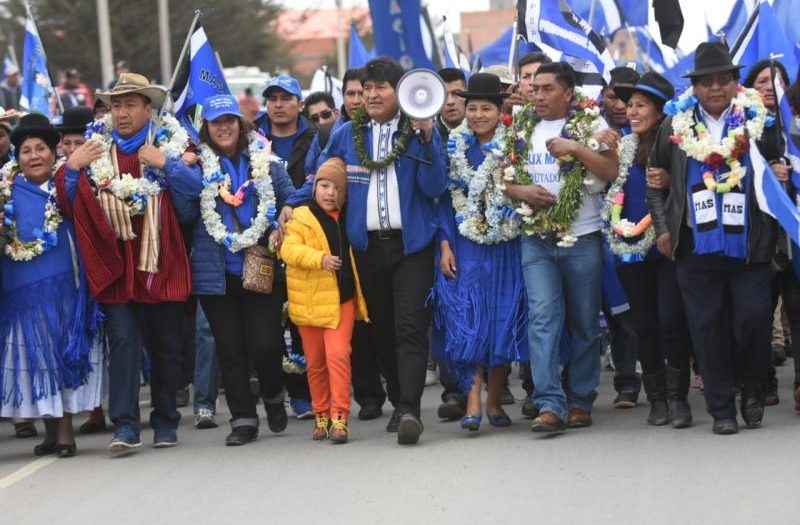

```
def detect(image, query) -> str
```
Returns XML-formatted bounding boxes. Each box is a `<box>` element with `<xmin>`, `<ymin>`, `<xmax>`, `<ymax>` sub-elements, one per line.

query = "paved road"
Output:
<box><xmin>1</xmin><ymin>363</ymin><xmax>799</xmax><ymax>524</ymax></box>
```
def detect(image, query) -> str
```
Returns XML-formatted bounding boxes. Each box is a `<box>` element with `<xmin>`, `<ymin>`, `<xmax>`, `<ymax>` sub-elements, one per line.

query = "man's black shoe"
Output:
<box><xmin>386</xmin><ymin>407</ymin><xmax>401</xmax><ymax>432</ymax></box>
<box><xmin>521</xmin><ymin>398</ymin><xmax>539</xmax><ymax>419</ymax></box>
<box><xmin>225</xmin><ymin>426</ymin><xmax>258</xmax><ymax>446</ymax></box>
<box><xmin>437</xmin><ymin>397</ymin><xmax>466</xmax><ymax>420</ymax></box>
<box><xmin>265</xmin><ymin>401</ymin><xmax>288</xmax><ymax>433</ymax></box>
<box><xmin>740</xmin><ymin>392</ymin><xmax>764</xmax><ymax>429</ymax></box>
<box><xmin>397</xmin><ymin>414</ymin><xmax>423</xmax><ymax>445</ymax></box>
<box><xmin>358</xmin><ymin>403</ymin><xmax>383</xmax><ymax>421</ymax></box>
<box><xmin>712</xmin><ymin>418</ymin><xmax>738</xmax><ymax>435</ymax></box>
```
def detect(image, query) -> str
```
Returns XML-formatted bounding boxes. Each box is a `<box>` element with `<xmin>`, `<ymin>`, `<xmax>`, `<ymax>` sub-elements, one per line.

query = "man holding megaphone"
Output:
<box><xmin>280</xmin><ymin>57</ymin><xmax>447</xmax><ymax>446</ymax></box>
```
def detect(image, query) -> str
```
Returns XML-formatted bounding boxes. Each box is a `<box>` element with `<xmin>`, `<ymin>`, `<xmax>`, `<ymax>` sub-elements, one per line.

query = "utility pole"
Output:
<box><xmin>158</xmin><ymin>0</ymin><xmax>172</xmax><ymax>84</ymax></box>
<box><xmin>335</xmin><ymin>0</ymin><xmax>346</xmax><ymax>78</ymax></box>
<box><xmin>96</xmin><ymin>0</ymin><xmax>114</xmax><ymax>87</ymax></box>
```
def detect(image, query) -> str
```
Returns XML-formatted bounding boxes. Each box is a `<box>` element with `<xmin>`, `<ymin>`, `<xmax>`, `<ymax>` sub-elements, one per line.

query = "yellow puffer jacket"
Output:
<box><xmin>280</xmin><ymin>206</ymin><xmax>369</xmax><ymax>328</ymax></box>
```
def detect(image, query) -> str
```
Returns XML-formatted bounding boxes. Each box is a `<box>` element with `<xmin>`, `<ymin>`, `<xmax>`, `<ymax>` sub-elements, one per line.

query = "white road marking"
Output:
<box><xmin>0</xmin><ymin>457</ymin><xmax>58</xmax><ymax>490</ymax></box>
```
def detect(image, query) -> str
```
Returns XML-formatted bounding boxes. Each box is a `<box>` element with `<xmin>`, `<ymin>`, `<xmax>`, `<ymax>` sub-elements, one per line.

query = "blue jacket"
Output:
<box><xmin>287</xmin><ymin>117</ymin><xmax>447</xmax><ymax>255</ymax></box>
<box><xmin>170</xmin><ymin>157</ymin><xmax>296</xmax><ymax>296</ymax></box>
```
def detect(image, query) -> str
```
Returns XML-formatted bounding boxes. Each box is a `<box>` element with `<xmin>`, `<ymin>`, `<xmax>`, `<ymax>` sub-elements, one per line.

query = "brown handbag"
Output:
<box><xmin>231</xmin><ymin>208</ymin><xmax>275</xmax><ymax>294</ymax></box>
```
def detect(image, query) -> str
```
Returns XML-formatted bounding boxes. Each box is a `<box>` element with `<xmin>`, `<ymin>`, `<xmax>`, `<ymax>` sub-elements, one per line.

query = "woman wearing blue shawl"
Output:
<box><xmin>0</xmin><ymin>114</ymin><xmax>103</xmax><ymax>458</ymax></box>
<box><xmin>431</xmin><ymin>73</ymin><xmax>528</xmax><ymax>433</ymax></box>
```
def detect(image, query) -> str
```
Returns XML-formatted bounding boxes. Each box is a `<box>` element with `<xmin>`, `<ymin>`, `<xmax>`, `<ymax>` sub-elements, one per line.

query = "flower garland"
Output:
<box><xmin>351</xmin><ymin>106</ymin><xmax>412</xmax><ymax>170</ymax></box>
<box><xmin>501</xmin><ymin>89</ymin><xmax>603</xmax><ymax>246</ymax></box>
<box><xmin>602</xmin><ymin>134</ymin><xmax>656</xmax><ymax>257</ymax></box>
<box><xmin>666</xmin><ymin>86</ymin><xmax>767</xmax><ymax>194</ymax></box>
<box><xmin>198</xmin><ymin>132</ymin><xmax>277</xmax><ymax>253</ymax></box>
<box><xmin>447</xmin><ymin>121</ymin><xmax>521</xmax><ymax>244</ymax></box>
<box><xmin>84</xmin><ymin>113</ymin><xmax>189</xmax><ymax>216</ymax></box>
<box><xmin>282</xmin><ymin>352</ymin><xmax>307</xmax><ymax>374</ymax></box>
<box><xmin>0</xmin><ymin>160</ymin><xmax>62</xmax><ymax>261</ymax></box>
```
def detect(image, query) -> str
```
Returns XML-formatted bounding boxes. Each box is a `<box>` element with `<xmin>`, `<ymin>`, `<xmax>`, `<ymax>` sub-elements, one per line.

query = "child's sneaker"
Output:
<box><xmin>329</xmin><ymin>413</ymin><xmax>349</xmax><ymax>444</ymax></box>
<box><xmin>313</xmin><ymin>413</ymin><xmax>330</xmax><ymax>441</ymax></box>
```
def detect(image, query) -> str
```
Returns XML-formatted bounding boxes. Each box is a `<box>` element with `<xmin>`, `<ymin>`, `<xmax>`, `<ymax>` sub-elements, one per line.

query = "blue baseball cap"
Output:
<box><xmin>202</xmin><ymin>94</ymin><xmax>243</xmax><ymax>122</ymax></box>
<box><xmin>262</xmin><ymin>75</ymin><xmax>303</xmax><ymax>100</ymax></box>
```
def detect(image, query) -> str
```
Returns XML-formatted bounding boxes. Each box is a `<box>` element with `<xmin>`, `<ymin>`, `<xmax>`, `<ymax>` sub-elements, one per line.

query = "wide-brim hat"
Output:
<box><xmin>10</xmin><ymin>112</ymin><xmax>60</xmax><ymax>151</ymax></box>
<box><xmin>684</xmin><ymin>42</ymin><xmax>744</xmax><ymax>79</ymax></box>
<box><xmin>614</xmin><ymin>71</ymin><xmax>675</xmax><ymax>105</ymax></box>
<box><xmin>95</xmin><ymin>72</ymin><xmax>167</xmax><ymax>107</ymax></box>
<box><xmin>456</xmin><ymin>72</ymin><xmax>511</xmax><ymax>102</ymax></box>
<box><xmin>480</xmin><ymin>65</ymin><xmax>514</xmax><ymax>86</ymax></box>
<box><xmin>55</xmin><ymin>106</ymin><xmax>94</xmax><ymax>134</ymax></box>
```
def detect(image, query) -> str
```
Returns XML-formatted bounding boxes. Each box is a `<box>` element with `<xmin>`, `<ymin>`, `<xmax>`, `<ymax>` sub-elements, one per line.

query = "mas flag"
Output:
<box><xmin>368</xmin><ymin>0</ymin><xmax>435</xmax><ymax>70</ymax></box>
<box><xmin>20</xmin><ymin>11</ymin><xmax>53</xmax><ymax>116</ymax></box>
<box><xmin>517</xmin><ymin>0</ymin><xmax>616</xmax><ymax>84</ymax></box>
<box><xmin>349</xmin><ymin>24</ymin><xmax>376</xmax><ymax>69</ymax></box>
<box><xmin>172</xmin><ymin>23</ymin><xmax>231</xmax><ymax>138</ymax></box>
<box><xmin>442</xmin><ymin>17</ymin><xmax>470</xmax><ymax>76</ymax></box>
<box><xmin>732</xmin><ymin>1</ymin><xmax>798</xmax><ymax>84</ymax></box>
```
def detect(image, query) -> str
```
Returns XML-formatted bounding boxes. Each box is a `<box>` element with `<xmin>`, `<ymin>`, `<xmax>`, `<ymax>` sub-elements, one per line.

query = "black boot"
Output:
<box><xmin>642</xmin><ymin>369</ymin><xmax>669</xmax><ymax>426</ymax></box>
<box><xmin>666</xmin><ymin>366</ymin><xmax>692</xmax><ymax>428</ymax></box>
<box><xmin>740</xmin><ymin>389</ymin><xmax>764</xmax><ymax>429</ymax></box>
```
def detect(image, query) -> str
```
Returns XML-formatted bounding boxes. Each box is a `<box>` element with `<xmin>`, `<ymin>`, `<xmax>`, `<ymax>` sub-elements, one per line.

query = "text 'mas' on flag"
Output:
<box><xmin>20</xmin><ymin>8</ymin><xmax>54</xmax><ymax>116</ymax></box>
<box><xmin>516</xmin><ymin>0</ymin><xmax>615</xmax><ymax>85</ymax></box>
<box><xmin>171</xmin><ymin>23</ymin><xmax>231</xmax><ymax>139</ymax></box>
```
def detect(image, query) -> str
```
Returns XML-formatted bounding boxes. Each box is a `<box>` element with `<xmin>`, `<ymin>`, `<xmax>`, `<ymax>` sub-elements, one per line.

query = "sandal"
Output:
<box><xmin>33</xmin><ymin>441</ymin><xmax>57</xmax><ymax>456</ymax></box>
<box><xmin>55</xmin><ymin>443</ymin><xmax>77</xmax><ymax>458</ymax></box>
<box><xmin>14</xmin><ymin>421</ymin><xmax>38</xmax><ymax>439</ymax></box>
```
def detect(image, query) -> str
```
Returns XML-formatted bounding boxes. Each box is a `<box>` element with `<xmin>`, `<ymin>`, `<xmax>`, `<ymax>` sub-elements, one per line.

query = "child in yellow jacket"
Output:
<box><xmin>280</xmin><ymin>158</ymin><xmax>368</xmax><ymax>443</ymax></box>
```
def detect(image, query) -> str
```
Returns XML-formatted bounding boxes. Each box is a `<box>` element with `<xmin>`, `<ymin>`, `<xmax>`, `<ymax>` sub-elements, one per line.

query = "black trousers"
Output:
<box><xmin>106</xmin><ymin>301</ymin><xmax>184</xmax><ymax>433</ymax></box>
<box><xmin>617</xmin><ymin>258</ymin><xmax>692</xmax><ymax>375</ymax></box>
<box><xmin>284</xmin><ymin>321</ymin><xmax>312</xmax><ymax>402</ymax></box>
<box><xmin>676</xmin><ymin>254</ymin><xmax>772</xmax><ymax>420</ymax></box>
<box><xmin>351</xmin><ymin>320</ymin><xmax>391</xmax><ymax>407</ymax></box>
<box><xmin>200</xmin><ymin>274</ymin><xmax>285</xmax><ymax>428</ymax></box>
<box><xmin>354</xmin><ymin>237</ymin><xmax>434</xmax><ymax>417</ymax></box>
<box><xmin>178</xmin><ymin>311</ymin><xmax>197</xmax><ymax>389</ymax></box>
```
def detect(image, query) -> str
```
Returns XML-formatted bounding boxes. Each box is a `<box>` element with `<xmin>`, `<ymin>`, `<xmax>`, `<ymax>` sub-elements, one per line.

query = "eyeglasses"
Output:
<box><xmin>696</xmin><ymin>74</ymin><xmax>736</xmax><ymax>88</ymax></box>
<box><xmin>309</xmin><ymin>109</ymin><xmax>334</xmax><ymax>123</ymax></box>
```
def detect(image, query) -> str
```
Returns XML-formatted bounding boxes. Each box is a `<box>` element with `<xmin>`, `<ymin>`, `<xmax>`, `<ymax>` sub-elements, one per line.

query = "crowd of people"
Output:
<box><xmin>2</xmin><ymin>37</ymin><xmax>800</xmax><ymax>458</ymax></box>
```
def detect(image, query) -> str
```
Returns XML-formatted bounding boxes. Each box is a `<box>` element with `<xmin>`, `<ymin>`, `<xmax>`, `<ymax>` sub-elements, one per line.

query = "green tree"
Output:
<box><xmin>0</xmin><ymin>0</ymin><xmax>289</xmax><ymax>90</ymax></box>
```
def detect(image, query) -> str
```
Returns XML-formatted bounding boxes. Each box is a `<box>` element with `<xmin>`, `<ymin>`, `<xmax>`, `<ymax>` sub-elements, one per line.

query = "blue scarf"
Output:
<box><xmin>112</xmin><ymin>121</ymin><xmax>151</xmax><ymax>154</ymax></box>
<box><xmin>686</xmin><ymin>156</ymin><xmax>750</xmax><ymax>259</ymax></box>
<box><xmin>219</xmin><ymin>154</ymin><xmax>254</xmax><ymax>276</ymax></box>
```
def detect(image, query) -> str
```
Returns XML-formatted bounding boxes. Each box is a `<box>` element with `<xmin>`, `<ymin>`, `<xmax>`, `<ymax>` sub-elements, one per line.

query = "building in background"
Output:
<box><xmin>460</xmin><ymin>8</ymin><xmax>515</xmax><ymax>55</ymax></box>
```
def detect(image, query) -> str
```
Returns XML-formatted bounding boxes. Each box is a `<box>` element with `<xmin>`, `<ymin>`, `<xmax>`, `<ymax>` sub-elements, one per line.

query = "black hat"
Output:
<box><xmin>684</xmin><ymin>42</ymin><xmax>744</xmax><ymax>79</ymax></box>
<box><xmin>10</xmin><ymin>113</ymin><xmax>60</xmax><ymax>152</ymax></box>
<box><xmin>55</xmin><ymin>106</ymin><xmax>94</xmax><ymax>135</ymax></box>
<box><xmin>455</xmin><ymin>73</ymin><xmax>511</xmax><ymax>103</ymax></box>
<box><xmin>609</xmin><ymin>66</ymin><xmax>641</xmax><ymax>89</ymax></box>
<box><xmin>614</xmin><ymin>71</ymin><xmax>675</xmax><ymax>105</ymax></box>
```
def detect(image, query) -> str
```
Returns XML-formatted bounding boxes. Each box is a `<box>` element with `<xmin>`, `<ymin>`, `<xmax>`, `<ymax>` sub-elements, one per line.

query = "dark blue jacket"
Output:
<box><xmin>171</xmin><ymin>157</ymin><xmax>296</xmax><ymax>295</ymax></box>
<box><xmin>287</xmin><ymin>116</ymin><xmax>447</xmax><ymax>255</ymax></box>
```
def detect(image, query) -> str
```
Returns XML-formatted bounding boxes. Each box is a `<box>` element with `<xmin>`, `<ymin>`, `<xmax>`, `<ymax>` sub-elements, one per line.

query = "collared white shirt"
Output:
<box><xmin>366</xmin><ymin>112</ymin><xmax>403</xmax><ymax>231</ymax></box>
<box><xmin>698</xmin><ymin>103</ymin><xmax>733</xmax><ymax>143</ymax></box>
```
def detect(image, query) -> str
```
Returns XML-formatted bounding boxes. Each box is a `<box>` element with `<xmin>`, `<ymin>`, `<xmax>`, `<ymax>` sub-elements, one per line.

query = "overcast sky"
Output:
<box><xmin>275</xmin><ymin>0</ymin><xmax>755</xmax><ymax>55</ymax></box>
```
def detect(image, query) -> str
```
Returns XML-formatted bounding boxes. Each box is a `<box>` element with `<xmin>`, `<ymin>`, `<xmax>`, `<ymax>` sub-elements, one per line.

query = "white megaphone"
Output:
<box><xmin>396</xmin><ymin>69</ymin><xmax>447</xmax><ymax>123</ymax></box>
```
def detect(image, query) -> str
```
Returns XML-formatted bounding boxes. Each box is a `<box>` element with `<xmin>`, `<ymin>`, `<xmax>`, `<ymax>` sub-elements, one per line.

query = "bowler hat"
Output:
<box><xmin>614</xmin><ymin>71</ymin><xmax>675</xmax><ymax>105</ymax></box>
<box><xmin>55</xmin><ymin>106</ymin><xmax>94</xmax><ymax>135</ymax></box>
<box><xmin>455</xmin><ymin>73</ymin><xmax>511</xmax><ymax>103</ymax></box>
<box><xmin>10</xmin><ymin>113</ymin><xmax>60</xmax><ymax>151</ymax></box>
<box><xmin>684</xmin><ymin>42</ymin><xmax>744</xmax><ymax>79</ymax></box>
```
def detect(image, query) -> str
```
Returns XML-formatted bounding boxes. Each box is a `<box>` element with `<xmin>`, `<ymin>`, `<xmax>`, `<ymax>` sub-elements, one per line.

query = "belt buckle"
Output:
<box><xmin>376</xmin><ymin>229</ymin><xmax>393</xmax><ymax>240</ymax></box>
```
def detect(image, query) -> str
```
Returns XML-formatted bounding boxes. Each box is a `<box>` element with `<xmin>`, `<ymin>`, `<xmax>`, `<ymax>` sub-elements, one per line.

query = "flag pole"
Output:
<box><xmin>508</xmin><ymin>12</ymin><xmax>520</xmax><ymax>82</ymax></box>
<box><xmin>24</xmin><ymin>2</ymin><xmax>63</xmax><ymax>115</ymax></box>
<box><xmin>730</xmin><ymin>2</ymin><xmax>759</xmax><ymax>59</ymax></box>
<box><xmin>768</xmin><ymin>52</ymin><xmax>793</xmax><ymax>257</ymax></box>
<box><xmin>153</xmin><ymin>9</ymin><xmax>202</xmax><ymax>137</ymax></box>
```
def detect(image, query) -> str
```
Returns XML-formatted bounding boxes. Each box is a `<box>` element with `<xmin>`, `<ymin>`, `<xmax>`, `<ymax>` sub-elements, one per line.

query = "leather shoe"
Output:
<box><xmin>265</xmin><ymin>401</ymin><xmax>288</xmax><ymax>433</ymax></box>
<box><xmin>712</xmin><ymin>418</ymin><xmax>738</xmax><ymax>435</ymax></box>
<box><xmin>386</xmin><ymin>407</ymin><xmax>401</xmax><ymax>432</ymax></box>
<box><xmin>567</xmin><ymin>408</ymin><xmax>592</xmax><ymax>428</ymax></box>
<box><xmin>225</xmin><ymin>426</ymin><xmax>258</xmax><ymax>446</ymax></box>
<box><xmin>740</xmin><ymin>392</ymin><xmax>764</xmax><ymax>429</ymax></box>
<box><xmin>397</xmin><ymin>414</ymin><xmax>423</xmax><ymax>445</ymax></box>
<box><xmin>437</xmin><ymin>396</ymin><xmax>466</xmax><ymax>420</ymax></box>
<box><xmin>530</xmin><ymin>411</ymin><xmax>566</xmax><ymax>433</ymax></box>
<box><xmin>358</xmin><ymin>403</ymin><xmax>383</xmax><ymax>421</ymax></box>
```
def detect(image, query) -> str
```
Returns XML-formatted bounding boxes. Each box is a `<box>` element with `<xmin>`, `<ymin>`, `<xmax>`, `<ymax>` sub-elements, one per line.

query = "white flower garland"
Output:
<box><xmin>198</xmin><ymin>132</ymin><xmax>277</xmax><ymax>253</ymax></box>
<box><xmin>449</xmin><ymin>121</ymin><xmax>520</xmax><ymax>244</ymax></box>
<box><xmin>85</xmin><ymin>113</ymin><xmax>189</xmax><ymax>216</ymax></box>
<box><xmin>602</xmin><ymin>134</ymin><xmax>656</xmax><ymax>257</ymax></box>
<box><xmin>670</xmin><ymin>86</ymin><xmax>767</xmax><ymax>190</ymax></box>
<box><xmin>0</xmin><ymin>160</ymin><xmax>63</xmax><ymax>261</ymax></box>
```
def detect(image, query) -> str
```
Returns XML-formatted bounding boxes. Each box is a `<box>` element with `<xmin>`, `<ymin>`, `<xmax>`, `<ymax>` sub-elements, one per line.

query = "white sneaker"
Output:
<box><xmin>194</xmin><ymin>408</ymin><xmax>218</xmax><ymax>429</ymax></box>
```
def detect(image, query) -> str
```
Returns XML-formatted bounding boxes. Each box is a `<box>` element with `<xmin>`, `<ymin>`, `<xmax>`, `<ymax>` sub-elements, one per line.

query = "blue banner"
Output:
<box><xmin>349</xmin><ymin>24</ymin><xmax>376</xmax><ymax>69</ymax></box>
<box><xmin>172</xmin><ymin>24</ymin><xmax>231</xmax><ymax>139</ymax></box>
<box><xmin>732</xmin><ymin>1</ymin><xmax>798</xmax><ymax>84</ymax></box>
<box><xmin>20</xmin><ymin>12</ymin><xmax>52</xmax><ymax>116</ymax></box>
<box><xmin>476</xmin><ymin>26</ymin><xmax>541</xmax><ymax>68</ymax></box>
<box><xmin>367</xmin><ymin>0</ymin><xmax>435</xmax><ymax>70</ymax></box>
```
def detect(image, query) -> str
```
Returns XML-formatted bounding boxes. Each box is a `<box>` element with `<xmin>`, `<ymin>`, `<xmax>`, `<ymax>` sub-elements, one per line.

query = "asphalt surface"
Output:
<box><xmin>1</xmin><ymin>363</ymin><xmax>799</xmax><ymax>525</ymax></box>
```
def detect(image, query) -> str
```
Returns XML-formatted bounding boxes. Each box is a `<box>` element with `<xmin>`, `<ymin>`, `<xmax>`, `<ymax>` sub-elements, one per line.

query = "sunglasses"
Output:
<box><xmin>309</xmin><ymin>109</ymin><xmax>333</xmax><ymax>123</ymax></box>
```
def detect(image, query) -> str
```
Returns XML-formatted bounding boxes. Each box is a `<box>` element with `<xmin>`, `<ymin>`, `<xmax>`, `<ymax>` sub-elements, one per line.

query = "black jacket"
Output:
<box><xmin>308</xmin><ymin>200</ymin><xmax>355</xmax><ymax>304</ymax></box>
<box><xmin>254</xmin><ymin>114</ymin><xmax>316</xmax><ymax>189</ymax></box>
<box><xmin>647</xmin><ymin>114</ymin><xmax>779</xmax><ymax>263</ymax></box>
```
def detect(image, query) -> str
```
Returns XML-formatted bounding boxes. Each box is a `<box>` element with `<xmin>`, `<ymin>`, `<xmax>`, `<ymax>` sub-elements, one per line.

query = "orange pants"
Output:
<box><xmin>296</xmin><ymin>300</ymin><xmax>355</xmax><ymax>420</ymax></box>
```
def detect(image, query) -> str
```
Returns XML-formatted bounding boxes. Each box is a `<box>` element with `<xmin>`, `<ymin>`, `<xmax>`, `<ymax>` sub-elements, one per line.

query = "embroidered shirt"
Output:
<box><xmin>366</xmin><ymin>112</ymin><xmax>403</xmax><ymax>231</ymax></box>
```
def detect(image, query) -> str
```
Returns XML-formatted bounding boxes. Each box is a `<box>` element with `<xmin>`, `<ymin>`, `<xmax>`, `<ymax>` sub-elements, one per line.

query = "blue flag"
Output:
<box><xmin>518</xmin><ymin>0</ymin><xmax>616</xmax><ymax>83</ymax></box>
<box><xmin>732</xmin><ymin>1</ymin><xmax>798</xmax><ymax>84</ymax></box>
<box><xmin>442</xmin><ymin>17</ymin><xmax>470</xmax><ymax>77</ymax></box>
<box><xmin>772</xmin><ymin>0</ymin><xmax>800</xmax><ymax>63</ymax></box>
<box><xmin>630</xmin><ymin>26</ymin><xmax>668</xmax><ymax>74</ymax></box>
<box><xmin>20</xmin><ymin>11</ymin><xmax>53</xmax><ymax>116</ymax></box>
<box><xmin>367</xmin><ymin>0</ymin><xmax>435</xmax><ymax>70</ymax></box>
<box><xmin>349</xmin><ymin>24</ymin><xmax>376</xmax><ymax>69</ymax></box>
<box><xmin>719</xmin><ymin>0</ymin><xmax>749</xmax><ymax>45</ymax></box>
<box><xmin>476</xmin><ymin>26</ymin><xmax>541</xmax><ymax>68</ymax></box>
<box><xmin>172</xmin><ymin>23</ymin><xmax>231</xmax><ymax>138</ymax></box>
